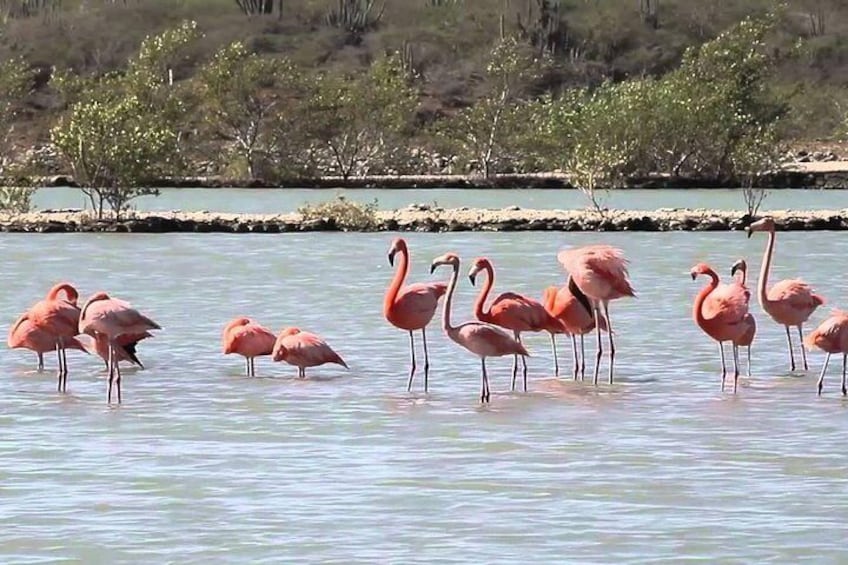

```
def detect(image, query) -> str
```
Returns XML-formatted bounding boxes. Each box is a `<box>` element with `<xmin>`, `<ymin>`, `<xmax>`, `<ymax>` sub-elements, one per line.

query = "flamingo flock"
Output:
<box><xmin>6</xmin><ymin>216</ymin><xmax>848</xmax><ymax>404</ymax></box>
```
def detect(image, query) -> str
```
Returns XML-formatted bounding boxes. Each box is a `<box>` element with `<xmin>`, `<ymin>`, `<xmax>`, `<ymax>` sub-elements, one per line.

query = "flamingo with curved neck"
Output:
<box><xmin>730</xmin><ymin>259</ymin><xmax>757</xmax><ymax>377</ymax></box>
<box><xmin>27</xmin><ymin>282</ymin><xmax>82</xmax><ymax>392</ymax></box>
<box><xmin>430</xmin><ymin>253</ymin><xmax>528</xmax><ymax>403</ymax></box>
<box><xmin>746</xmin><ymin>218</ymin><xmax>824</xmax><ymax>371</ymax></box>
<box><xmin>691</xmin><ymin>262</ymin><xmax>750</xmax><ymax>392</ymax></box>
<box><xmin>384</xmin><ymin>238</ymin><xmax>447</xmax><ymax>393</ymax></box>
<box><xmin>469</xmin><ymin>257</ymin><xmax>562</xmax><ymax>392</ymax></box>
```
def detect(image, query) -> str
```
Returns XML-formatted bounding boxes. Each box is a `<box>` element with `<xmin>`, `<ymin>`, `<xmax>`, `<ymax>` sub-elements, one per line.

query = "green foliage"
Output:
<box><xmin>0</xmin><ymin>186</ymin><xmax>34</xmax><ymax>215</ymax></box>
<box><xmin>50</xmin><ymin>21</ymin><xmax>200</xmax><ymax>219</ymax></box>
<box><xmin>307</xmin><ymin>52</ymin><xmax>418</xmax><ymax>178</ymax></box>
<box><xmin>325</xmin><ymin>0</ymin><xmax>385</xmax><ymax>33</ymax></box>
<box><xmin>0</xmin><ymin>57</ymin><xmax>33</xmax><ymax>177</ymax></box>
<box><xmin>297</xmin><ymin>194</ymin><xmax>378</xmax><ymax>230</ymax></box>
<box><xmin>196</xmin><ymin>41</ymin><xmax>305</xmax><ymax>179</ymax></box>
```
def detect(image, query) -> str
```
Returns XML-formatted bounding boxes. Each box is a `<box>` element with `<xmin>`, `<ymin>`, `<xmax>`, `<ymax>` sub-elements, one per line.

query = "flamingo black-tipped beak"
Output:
<box><xmin>745</xmin><ymin>227</ymin><xmax>753</xmax><ymax>239</ymax></box>
<box><xmin>429</xmin><ymin>263</ymin><xmax>437</xmax><ymax>274</ymax></box>
<box><xmin>388</xmin><ymin>250</ymin><xmax>396</xmax><ymax>266</ymax></box>
<box><xmin>469</xmin><ymin>273</ymin><xmax>477</xmax><ymax>286</ymax></box>
<box><xmin>731</xmin><ymin>264</ymin><xmax>740</xmax><ymax>277</ymax></box>
<box><xmin>690</xmin><ymin>272</ymin><xmax>697</xmax><ymax>281</ymax></box>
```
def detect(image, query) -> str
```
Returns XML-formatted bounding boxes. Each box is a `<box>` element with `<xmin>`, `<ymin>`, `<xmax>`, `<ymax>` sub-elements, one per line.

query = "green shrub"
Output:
<box><xmin>297</xmin><ymin>195</ymin><xmax>378</xmax><ymax>230</ymax></box>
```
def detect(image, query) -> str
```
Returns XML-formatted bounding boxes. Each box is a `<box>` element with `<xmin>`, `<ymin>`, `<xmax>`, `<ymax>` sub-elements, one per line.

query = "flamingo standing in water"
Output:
<box><xmin>272</xmin><ymin>327</ymin><xmax>348</xmax><ymax>378</ymax></box>
<box><xmin>558</xmin><ymin>245</ymin><xmax>635</xmax><ymax>385</ymax></box>
<box><xmin>746</xmin><ymin>217</ymin><xmax>824</xmax><ymax>371</ymax></box>
<box><xmin>730</xmin><ymin>259</ymin><xmax>757</xmax><ymax>377</ymax></box>
<box><xmin>430</xmin><ymin>253</ymin><xmax>528</xmax><ymax>403</ymax></box>
<box><xmin>384</xmin><ymin>238</ymin><xmax>447</xmax><ymax>393</ymax></box>
<box><xmin>468</xmin><ymin>257</ymin><xmax>562</xmax><ymax>392</ymax></box>
<box><xmin>805</xmin><ymin>310</ymin><xmax>848</xmax><ymax>396</ymax></box>
<box><xmin>79</xmin><ymin>292</ymin><xmax>161</xmax><ymax>404</ymax></box>
<box><xmin>7</xmin><ymin>312</ymin><xmax>88</xmax><ymax>371</ymax></box>
<box><xmin>542</xmin><ymin>277</ymin><xmax>608</xmax><ymax>380</ymax></box>
<box><xmin>88</xmin><ymin>332</ymin><xmax>152</xmax><ymax>370</ymax></box>
<box><xmin>222</xmin><ymin>317</ymin><xmax>276</xmax><ymax>377</ymax></box>
<box><xmin>27</xmin><ymin>282</ymin><xmax>82</xmax><ymax>392</ymax></box>
<box><xmin>691</xmin><ymin>263</ymin><xmax>751</xmax><ymax>393</ymax></box>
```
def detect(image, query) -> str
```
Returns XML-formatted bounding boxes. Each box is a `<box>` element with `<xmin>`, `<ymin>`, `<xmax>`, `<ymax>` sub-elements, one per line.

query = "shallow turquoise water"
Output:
<box><xmin>32</xmin><ymin>186</ymin><xmax>848</xmax><ymax>214</ymax></box>
<box><xmin>1</xmin><ymin>231</ymin><xmax>847</xmax><ymax>563</ymax></box>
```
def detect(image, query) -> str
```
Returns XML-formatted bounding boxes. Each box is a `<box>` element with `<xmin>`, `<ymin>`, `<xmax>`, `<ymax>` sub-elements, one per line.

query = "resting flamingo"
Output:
<box><xmin>468</xmin><ymin>257</ymin><xmax>562</xmax><ymax>392</ymax></box>
<box><xmin>7</xmin><ymin>312</ymin><xmax>87</xmax><ymax>371</ymax></box>
<box><xmin>730</xmin><ymin>259</ymin><xmax>757</xmax><ymax>377</ymax></box>
<box><xmin>430</xmin><ymin>253</ymin><xmax>528</xmax><ymax>403</ymax></box>
<box><xmin>272</xmin><ymin>327</ymin><xmax>348</xmax><ymax>378</ymax></box>
<box><xmin>805</xmin><ymin>310</ymin><xmax>848</xmax><ymax>396</ymax></box>
<box><xmin>79</xmin><ymin>292</ymin><xmax>161</xmax><ymax>404</ymax></box>
<box><xmin>557</xmin><ymin>245</ymin><xmax>635</xmax><ymax>385</ymax></box>
<box><xmin>27</xmin><ymin>282</ymin><xmax>82</xmax><ymax>392</ymax></box>
<box><xmin>384</xmin><ymin>238</ymin><xmax>447</xmax><ymax>393</ymax></box>
<box><xmin>542</xmin><ymin>277</ymin><xmax>608</xmax><ymax>380</ymax></box>
<box><xmin>222</xmin><ymin>317</ymin><xmax>276</xmax><ymax>377</ymax></box>
<box><xmin>88</xmin><ymin>332</ymin><xmax>152</xmax><ymax>370</ymax></box>
<box><xmin>691</xmin><ymin>263</ymin><xmax>750</xmax><ymax>393</ymax></box>
<box><xmin>746</xmin><ymin>217</ymin><xmax>824</xmax><ymax>371</ymax></box>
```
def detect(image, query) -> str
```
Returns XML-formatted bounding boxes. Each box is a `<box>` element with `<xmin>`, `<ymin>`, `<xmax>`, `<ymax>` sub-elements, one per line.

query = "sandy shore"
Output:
<box><xmin>4</xmin><ymin>206</ymin><xmax>848</xmax><ymax>233</ymax></box>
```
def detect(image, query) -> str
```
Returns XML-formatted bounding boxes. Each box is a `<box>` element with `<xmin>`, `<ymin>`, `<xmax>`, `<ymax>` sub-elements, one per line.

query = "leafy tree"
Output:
<box><xmin>437</xmin><ymin>37</ymin><xmax>546</xmax><ymax>177</ymax></box>
<box><xmin>307</xmin><ymin>53</ymin><xmax>418</xmax><ymax>179</ymax></box>
<box><xmin>196</xmin><ymin>41</ymin><xmax>305</xmax><ymax>179</ymax></box>
<box><xmin>50</xmin><ymin>21</ymin><xmax>199</xmax><ymax>219</ymax></box>
<box><xmin>0</xmin><ymin>58</ymin><xmax>33</xmax><ymax>181</ymax></box>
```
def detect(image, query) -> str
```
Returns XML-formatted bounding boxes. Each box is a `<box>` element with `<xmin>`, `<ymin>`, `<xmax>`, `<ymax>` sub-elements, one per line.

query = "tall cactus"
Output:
<box><xmin>515</xmin><ymin>0</ymin><xmax>567</xmax><ymax>56</ymax></box>
<box><xmin>325</xmin><ymin>0</ymin><xmax>385</xmax><ymax>33</ymax></box>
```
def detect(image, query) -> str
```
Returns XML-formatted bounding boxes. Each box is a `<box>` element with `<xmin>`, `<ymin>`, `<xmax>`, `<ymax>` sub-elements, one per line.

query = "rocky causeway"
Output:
<box><xmin>5</xmin><ymin>206</ymin><xmax>848</xmax><ymax>233</ymax></box>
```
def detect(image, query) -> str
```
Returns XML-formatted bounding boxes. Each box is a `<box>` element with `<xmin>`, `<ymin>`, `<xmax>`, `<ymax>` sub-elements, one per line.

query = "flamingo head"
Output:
<box><xmin>387</xmin><ymin>238</ymin><xmax>407</xmax><ymax>266</ymax></box>
<box><xmin>47</xmin><ymin>282</ymin><xmax>80</xmax><ymax>305</ymax></box>
<box><xmin>689</xmin><ymin>262</ymin><xmax>715</xmax><ymax>281</ymax></box>
<box><xmin>730</xmin><ymin>259</ymin><xmax>747</xmax><ymax>278</ymax></box>
<box><xmin>745</xmin><ymin>217</ymin><xmax>775</xmax><ymax>238</ymax></box>
<box><xmin>467</xmin><ymin>257</ymin><xmax>490</xmax><ymax>286</ymax></box>
<box><xmin>430</xmin><ymin>252</ymin><xmax>460</xmax><ymax>274</ymax></box>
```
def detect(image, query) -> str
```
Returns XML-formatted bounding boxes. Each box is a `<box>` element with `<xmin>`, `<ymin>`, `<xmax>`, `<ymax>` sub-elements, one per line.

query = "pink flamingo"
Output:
<box><xmin>78</xmin><ymin>292</ymin><xmax>161</xmax><ymax>404</ymax></box>
<box><xmin>7</xmin><ymin>312</ymin><xmax>88</xmax><ymax>371</ymax></box>
<box><xmin>272</xmin><ymin>327</ymin><xmax>348</xmax><ymax>378</ymax></box>
<box><xmin>746</xmin><ymin>217</ymin><xmax>824</xmax><ymax>371</ymax></box>
<box><xmin>222</xmin><ymin>317</ymin><xmax>276</xmax><ymax>377</ymax></box>
<box><xmin>557</xmin><ymin>245</ymin><xmax>635</xmax><ymax>385</ymax></box>
<box><xmin>542</xmin><ymin>276</ymin><xmax>609</xmax><ymax>380</ymax></box>
<box><xmin>730</xmin><ymin>259</ymin><xmax>757</xmax><ymax>377</ymax></box>
<box><xmin>691</xmin><ymin>263</ymin><xmax>751</xmax><ymax>393</ymax></box>
<box><xmin>27</xmin><ymin>282</ymin><xmax>82</xmax><ymax>392</ymax></box>
<box><xmin>430</xmin><ymin>253</ymin><xmax>529</xmax><ymax>403</ymax></box>
<box><xmin>468</xmin><ymin>257</ymin><xmax>563</xmax><ymax>391</ymax></box>
<box><xmin>805</xmin><ymin>310</ymin><xmax>848</xmax><ymax>396</ymax></box>
<box><xmin>384</xmin><ymin>238</ymin><xmax>447</xmax><ymax>393</ymax></box>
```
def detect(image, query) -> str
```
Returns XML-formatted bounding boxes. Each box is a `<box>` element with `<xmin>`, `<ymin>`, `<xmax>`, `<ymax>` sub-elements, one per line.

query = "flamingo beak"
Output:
<box><xmin>690</xmin><ymin>271</ymin><xmax>697</xmax><ymax>281</ymax></box>
<box><xmin>745</xmin><ymin>226</ymin><xmax>753</xmax><ymax>239</ymax></box>
<box><xmin>388</xmin><ymin>249</ymin><xmax>396</xmax><ymax>266</ymax></box>
<box><xmin>429</xmin><ymin>262</ymin><xmax>437</xmax><ymax>274</ymax></box>
<box><xmin>468</xmin><ymin>272</ymin><xmax>477</xmax><ymax>286</ymax></box>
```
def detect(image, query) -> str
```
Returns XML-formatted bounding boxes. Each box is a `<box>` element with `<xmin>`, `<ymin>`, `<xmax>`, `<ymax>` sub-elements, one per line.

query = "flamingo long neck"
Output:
<box><xmin>693</xmin><ymin>271</ymin><xmax>719</xmax><ymax>328</ymax></box>
<box><xmin>473</xmin><ymin>263</ymin><xmax>495</xmax><ymax>322</ymax></box>
<box><xmin>757</xmin><ymin>229</ymin><xmax>775</xmax><ymax>309</ymax></box>
<box><xmin>384</xmin><ymin>246</ymin><xmax>408</xmax><ymax>317</ymax></box>
<box><xmin>48</xmin><ymin>283</ymin><xmax>78</xmax><ymax>303</ymax></box>
<box><xmin>442</xmin><ymin>262</ymin><xmax>459</xmax><ymax>333</ymax></box>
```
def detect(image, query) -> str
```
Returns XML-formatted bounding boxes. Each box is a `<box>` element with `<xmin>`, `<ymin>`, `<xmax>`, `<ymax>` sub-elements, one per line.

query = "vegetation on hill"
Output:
<box><xmin>0</xmin><ymin>0</ymin><xmax>846</xmax><ymax>214</ymax></box>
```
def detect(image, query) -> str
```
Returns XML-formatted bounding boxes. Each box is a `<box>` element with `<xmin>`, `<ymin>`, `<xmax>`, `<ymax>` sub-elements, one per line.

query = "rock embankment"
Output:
<box><xmin>5</xmin><ymin>207</ymin><xmax>848</xmax><ymax>233</ymax></box>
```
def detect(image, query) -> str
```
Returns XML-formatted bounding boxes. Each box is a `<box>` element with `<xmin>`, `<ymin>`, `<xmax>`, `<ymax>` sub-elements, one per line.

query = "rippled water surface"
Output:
<box><xmin>2</xmin><ymin>231</ymin><xmax>848</xmax><ymax>563</ymax></box>
<box><xmin>32</xmin><ymin>185</ymin><xmax>848</xmax><ymax>213</ymax></box>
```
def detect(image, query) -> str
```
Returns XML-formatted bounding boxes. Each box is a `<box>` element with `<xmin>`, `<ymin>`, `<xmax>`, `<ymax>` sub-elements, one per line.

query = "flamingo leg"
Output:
<box><xmin>817</xmin><ymin>352</ymin><xmax>830</xmax><ymax>396</ymax></box>
<box><xmin>55</xmin><ymin>341</ymin><xmax>63</xmax><ymax>391</ymax></box>
<box><xmin>571</xmin><ymin>334</ymin><xmax>579</xmax><ymax>381</ymax></box>
<box><xmin>592</xmin><ymin>301</ymin><xmax>603</xmax><ymax>386</ymax></box>
<box><xmin>603</xmin><ymin>301</ymin><xmax>615</xmax><ymax>385</ymax></box>
<box><xmin>510</xmin><ymin>331</ymin><xmax>520</xmax><ymax>392</ymax></box>
<box><xmin>250</xmin><ymin>357</ymin><xmax>256</xmax><ymax>377</ymax></box>
<box><xmin>732</xmin><ymin>345</ymin><xmax>740</xmax><ymax>394</ymax></box>
<box><xmin>580</xmin><ymin>334</ymin><xmax>586</xmax><ymax>381</ymax></box>
<box><xmin>518</xmin><ymin>333</ymin><xmax>528</xmax><ymax>392</ymax></box>
<box><xmin>798</xmin><ymin>325</ymin><xmax>808</xmax><ymax>371</ymax></box>
<box><xmin>719</xmin><ymin>341</ymin><xmax>727</xmax><ymax>392</ymax></box>
<box><xmin>107</xmin><ymin>341</ymin><xmax>114</xmax><ymax>403</ymax></box>
<box><xmin>422</xmin><ymin>327</ymin><xmax>431</xmax><ymax>394</ymax></box>
<box><xmin>244</xmin><ymin>357</ymin><xmax>250</xmax><ymax>376</ymax></box>
<box><xmin>481</xmin><ymin>357</ymin><xmax>490</xmax><ymax>403</ymax></box>
<box><xmin>746</xmin><ymin>346</ymin><xmax>752</xmax><ymax>378</ymax></box>
<box><xmin>114</xmin><ymin>345</ymin><xmax>122</xmax><ymax>404</ymax></box>
<box><xmin>843</xmin><ymin>354</ymin><xmax>847</xmax><ymax>397</ymax></box>
<box><xmin>785</xmin><ymin>326</ymin><xmax>796</xmax><ymax>371</ymax></box>
<box><xmin>37</xmin><ymin>352</ymin><xmax>44</xmax><ymax>372</ymax></box>
<box><xmin>406</xmin><ymin>330</ymin><xmax>417</xmax><ymax>392</ymax></box>
<box><xmin>550</xmin><ymin>333</ymin><xmax>559</xmax><ymax>378</ymax></box>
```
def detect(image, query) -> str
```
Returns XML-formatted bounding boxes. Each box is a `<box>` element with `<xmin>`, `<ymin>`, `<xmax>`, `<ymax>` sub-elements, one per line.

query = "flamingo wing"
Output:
<box><xmin>805</xmin><ymin>310</ymin><xmax>848</xmax><ymax>352</ymax></box>
<box><xmin>394</xmin><ymin>282</ymin><xmax>448</xmax><ymax>317</ymax></box>
<box><xmin>286</xmin><ymin>332</ymin><xmax>348</xmax><ymax>368</ymax></box>
<box><xmin>558</xmin><ymin>245</ymin><xmax>635</xmax><ymax>300</ymax></box>
<box><xmin>768</xmin><ymin>279</ymin><xmax>824</xmax><ymax>310</ymax></box>
<box><xmin>453</xmin><ymin>321</ymin><xmax>529</xmax><ymax>357</ymax></box>
<box><xmin>703</xmin><ymin>283</ymin><xmax>749</xmax><ymax>324</ymax></box>
<box><xmin>490</xmin><ymin>292</ymin><xmax>563</xmax><ymax>332</ymax></box>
